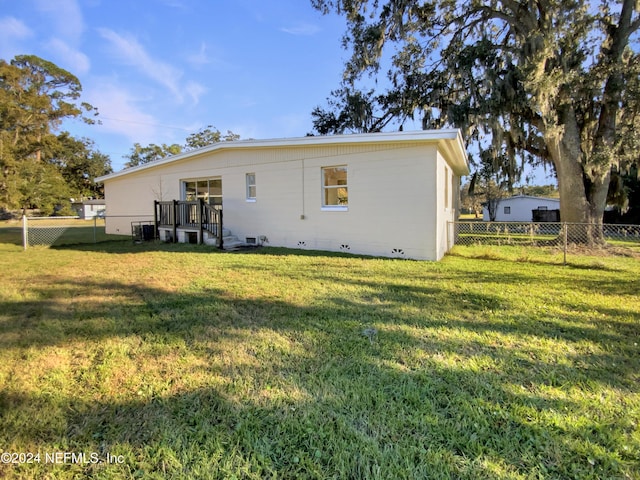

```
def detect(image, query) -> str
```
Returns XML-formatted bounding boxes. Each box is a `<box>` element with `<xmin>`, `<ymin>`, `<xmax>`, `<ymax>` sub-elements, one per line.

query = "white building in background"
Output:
<box><xmin>483</xmin><ymin>195</ymin><xmax>560</xmax><ymax>222</ymax></box>
<box><xmin>71</xmin><ymin>199</ymin><xmax>106</xmax><ymax>219</ymax></box>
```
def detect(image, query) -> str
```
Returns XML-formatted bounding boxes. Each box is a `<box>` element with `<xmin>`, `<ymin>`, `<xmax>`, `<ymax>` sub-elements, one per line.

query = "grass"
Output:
<box><xmin>0</xmin><ymin>231</ymin><xmax>639</xmax><ymax>479</ymax></box>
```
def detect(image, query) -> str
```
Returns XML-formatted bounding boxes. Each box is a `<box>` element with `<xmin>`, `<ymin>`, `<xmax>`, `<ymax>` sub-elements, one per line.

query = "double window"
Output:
<box><xmin>183</xmin><ymin>178</ymin><xmax>222</xmax><ymax>206</ymax></box>
<box><xmin>322</xmin><ymin>166</ymin><xmax>348</xmax><ymax>209</ymax></box>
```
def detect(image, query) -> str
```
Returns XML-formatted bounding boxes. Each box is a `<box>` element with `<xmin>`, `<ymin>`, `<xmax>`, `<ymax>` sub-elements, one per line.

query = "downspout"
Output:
<box><xmin>300</xmin><ymin>158</ymin><xmax>306</xmax><ymax>220</ymax></box>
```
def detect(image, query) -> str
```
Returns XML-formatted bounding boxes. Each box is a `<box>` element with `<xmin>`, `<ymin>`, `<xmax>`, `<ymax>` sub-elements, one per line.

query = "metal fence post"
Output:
<box><xmin>22</xmin><ymin>215</ymin><xmax>28</xmax><ymax>251</ymax></box>
<box><xmin>93</xmin><ymin>216</ymin><xmax>97</xmax><ymax>243</ymax></box>
<box><xmin>563</xmin><ymin>222</ymin><xmax>568</xmax><ymax>266</ymax></box>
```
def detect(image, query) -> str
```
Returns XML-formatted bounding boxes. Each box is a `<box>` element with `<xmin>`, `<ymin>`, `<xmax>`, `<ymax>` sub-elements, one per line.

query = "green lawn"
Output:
<box><xmin>0</xmin><ymin>236</ymin><xmax>638</xmax><ymax>479</ymax></box>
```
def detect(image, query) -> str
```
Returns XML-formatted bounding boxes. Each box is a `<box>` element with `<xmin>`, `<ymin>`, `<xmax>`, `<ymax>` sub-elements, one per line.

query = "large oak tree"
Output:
<box><xmin>312</xmin><ymin>0</ymin><xmax>640</xmax><ymax>243</ymax></box>
<box><xmin>0</xmin><ymin>55</ymin><xmax>102</xmax><ymax>214</ymax></box>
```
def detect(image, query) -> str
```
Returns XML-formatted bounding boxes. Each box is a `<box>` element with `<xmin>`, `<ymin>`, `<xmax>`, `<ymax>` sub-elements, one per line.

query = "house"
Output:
<box><xmin>482</xmin><ymin>195</ymin><xmax>560</xmax><ymax>222</ymax></box>
<box><xmin>95</xmin><ymin>130</ymin><xmax>469</xmax><ymax>260</ymax></box>
<box><xmin>71</xmin><ymin>199</ymin><xmax>106</xmax><ymax>219</ymax></box>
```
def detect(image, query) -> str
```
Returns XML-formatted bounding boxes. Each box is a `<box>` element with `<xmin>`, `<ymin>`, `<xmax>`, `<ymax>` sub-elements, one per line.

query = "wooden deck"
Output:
<box><xmin>154</xmin><ymin>200</ymin><xmax>223</xmax><ymax>248</ymax></box>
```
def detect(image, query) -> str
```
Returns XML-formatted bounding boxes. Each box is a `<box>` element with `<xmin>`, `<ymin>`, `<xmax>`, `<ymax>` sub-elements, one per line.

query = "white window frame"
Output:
<box><xmin>444</xmin><ymin>166</ymin><xmax>450</xmax><ymax>209</ymax></box>
<box><xmin>246</xmin><ymin>173</ymin><xmax>256</xmax><ymax>202</ymax></box>
<box><xmin>321</xmin><ymin>165</ymin><xmax>348</xmax><ymax>211</ymax></box>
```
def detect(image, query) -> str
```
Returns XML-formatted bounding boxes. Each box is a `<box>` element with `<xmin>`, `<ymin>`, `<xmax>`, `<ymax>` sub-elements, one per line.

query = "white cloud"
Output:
<box><xmin>34</xmin><ymin>0</ymin><xmax>84</xmax><ymax>41</ymax></box>
<box><xmin>186</xmin><ymin>42</ymin><xmax>210</xmax><ymax>67</ymax></box>
<box><xmin>45</xmin><ymin>38</ymin><xmax>90</xmax><ymax>75</ymax></box>
<box><xmin>86</xmin><ymin>81</ymin><xmax>159</xmax><ymax>144</ymax></box>
<box><xmin>30</xmin><ymin>1</ymin><xmax>90</xmax><ymax>76</ymax></box>
<box><xmin>98</xmin><ymin>28</ymin><xmax>184</xmax><ymax>102</ymax></box>
<box><xmin>186</xmin><ymin>42</ymin><xmax>235</xmax><ymax>72</ymax></box>
<box><xmin>185</xmin><ymin>81</ymin><xmax>207</xmax><ymax>105</ymax></box>
<box><xmin>0</xmin><ymin>16</ymin><xmax>32</xmax><ymax>39</ymax></box>
<box><xmin>0</xmin><ymin>17</ymin><xmax>33</xmax><ymax>58</ymax></box>
<box><xmin>280</xmin><ymin>23</ymin><xmax>321</xmax><ymax>36</ymax></box>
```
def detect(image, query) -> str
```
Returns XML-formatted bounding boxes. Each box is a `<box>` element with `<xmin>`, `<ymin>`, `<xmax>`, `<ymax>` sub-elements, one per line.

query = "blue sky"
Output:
<box><xmin>0</xmin><ymin>0</ymin><xmax>359</xmax><ymax>171</ymax></box>
<box><xmin>0</xmin><ymin>0</ymin><xmax>557</xmax><ymax>185</ymax></box>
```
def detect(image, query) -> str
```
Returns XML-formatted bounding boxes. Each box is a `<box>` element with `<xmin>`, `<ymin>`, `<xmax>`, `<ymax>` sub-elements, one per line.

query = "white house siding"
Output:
<box><xmin>100</xmin><ymin>132</ymin><xmax>468</xmax><ymax>260</ymax></box>
<box><xmin>434</xmin><ymin>152</ymin><xmax>461</xmax><ymax>260</ymax></box>
<box><xmin>102</xmin><ymin>171</ymin><xmax>168</xmax><ymax>234</ymax></box>
<box><xmin>482</xmin><ymin>196</ymin><xmax>560</xmax><ymax>222</ymax></box>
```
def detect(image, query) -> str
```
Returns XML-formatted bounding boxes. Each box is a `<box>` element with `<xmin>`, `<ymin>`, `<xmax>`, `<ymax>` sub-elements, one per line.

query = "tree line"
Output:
<box><xmin>123</xmin><ymin>127</ymin><xmax>240</xmax><ymax>168</ymax></box>
<box><xmin>0</xmin><ymin>55</ymin><xmax>238</xmax><ymax>217</ymax></box>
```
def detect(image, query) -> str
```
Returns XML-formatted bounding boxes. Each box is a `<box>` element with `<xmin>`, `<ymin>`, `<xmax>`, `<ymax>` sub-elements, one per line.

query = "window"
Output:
<box><xmin>322</xmin><ymin>166</ymin><xmax>348</xmax><ymax>209</ymax></box>
<box><xmin>246</xmin><ymin>173</ymin><xmax>256</xmax><ymax>201</ymax></box>
<box><xmin>538</xmin><ymin>206</ymin><xmax>548</xmax><ymax>210</ymax></box>
<box><xmin>444</xmin><ymin>166</ymin><xmax>450</xmax><ymax>209</ymax></box>
<box><xmin>183</xmin><ymin>178</ymin><xmax>222</xmax><ymax>206</ymax></box>
<box><xmin>504</xmin><ymin>206</ymin><xmax>511</xmax><ymax>214</ymax></box>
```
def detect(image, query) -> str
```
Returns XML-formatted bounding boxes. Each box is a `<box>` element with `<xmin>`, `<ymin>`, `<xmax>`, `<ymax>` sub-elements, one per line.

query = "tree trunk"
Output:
<box><xmin>546</xmin><ymin>108</ymin><xmax>610</xmax><ymax>245</ymax></box>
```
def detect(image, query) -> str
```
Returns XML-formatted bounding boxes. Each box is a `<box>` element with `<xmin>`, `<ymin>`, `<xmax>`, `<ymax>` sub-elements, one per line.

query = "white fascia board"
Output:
<box><xmin>436</xmin><ymin>129</ymin><xmax>469</xmax><ymax>176</ymax></box>
<box><xmin>95</xmin><ymin>129</ymin><xmax>469</xmax><ymax>183</ymax></box>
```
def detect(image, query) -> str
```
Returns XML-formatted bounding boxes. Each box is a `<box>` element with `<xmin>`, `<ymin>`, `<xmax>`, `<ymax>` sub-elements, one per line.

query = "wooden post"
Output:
<box><xmin>172</xmin><ymin>200</ymin><xmax>178</xmax><ymax>243</ymax></box>
<box><xmin>198</xmin><ymin>198</ymin><xmax>204</xmax><ymax>245</ymax></box>
<box><xmin>153</xmin><ymin>201</ymin><xmax>159</xmax><ymax>240</ymax></box>
<box><xmin>219</xmin><ymin>208</ymin><xmax>224</xmax><ymax>250</ymax></box>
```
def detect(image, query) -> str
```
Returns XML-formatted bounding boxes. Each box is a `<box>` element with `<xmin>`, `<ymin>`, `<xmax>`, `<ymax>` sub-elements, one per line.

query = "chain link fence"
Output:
<box><xmin>20</xmin><ymin>215</ymin><xmax>151</xmax><ymax>249</ymax></box>
<box><xmin>12</xmin><ymin>216</ymin><xmax>640</xmax><ymax>258</ymax></box>
<box><xmin>449</xmin><ymin>221</ymin><xmax>640</xmax><ymax>261</ymax></box>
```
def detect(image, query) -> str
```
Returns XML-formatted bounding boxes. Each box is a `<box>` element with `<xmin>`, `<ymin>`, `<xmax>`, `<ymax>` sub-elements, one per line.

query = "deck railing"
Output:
<box><xmin>154</xmin><ymin>200</ymin><xmax>223</xmax><ymax>248</ymax></box>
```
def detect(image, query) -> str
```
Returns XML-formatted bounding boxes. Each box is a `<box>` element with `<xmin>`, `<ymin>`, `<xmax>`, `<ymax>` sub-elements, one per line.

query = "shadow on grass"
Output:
<box><xmin>0</xmin><ymin>225</ymin><xmax>23</xmax><ymax>247</ymax></box>
<box><xmin>4</xmin><ymin>363</ymin><xmax>630</xmax><ymax>479</ymax></box>
<box><xmin>53</xmin><ymin>242</ymin><xmax>394</xmax><ymax>261</ymax></box>
<box><xmin>1</xmin><ymin>318</ymin><xmax>636</xmax><ymax>479</ymax></box>
<box><xmin>0</xmin><ymin>270</ymin><xmax>634</xmax><ymax>356</ymax></box>
<box><xmin>1</xmin><ymin>269</ymin><xmax>638</xmax><ymax>478</ymax></box>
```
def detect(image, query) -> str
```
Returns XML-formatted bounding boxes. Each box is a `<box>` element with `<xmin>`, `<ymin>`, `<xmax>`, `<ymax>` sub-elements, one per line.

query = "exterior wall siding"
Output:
<box><xmin>433</xmin><ymin>151</ymin><xmax>459</xmax><ymax>260</ymax></box>
<box><xmin>103</xmin><ymin>141</ymin><xmax>459</xmax><ymax>260</ymax></box>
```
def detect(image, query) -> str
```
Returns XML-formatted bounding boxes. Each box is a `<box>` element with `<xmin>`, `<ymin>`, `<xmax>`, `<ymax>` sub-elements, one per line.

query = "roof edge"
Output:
<box><xmin>96</xmin><ymin>129</ymin><xmax>468</xmax><ymax>182</ymax></box>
